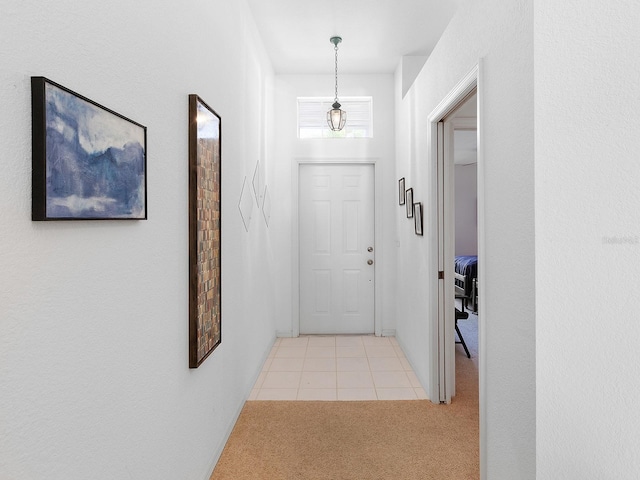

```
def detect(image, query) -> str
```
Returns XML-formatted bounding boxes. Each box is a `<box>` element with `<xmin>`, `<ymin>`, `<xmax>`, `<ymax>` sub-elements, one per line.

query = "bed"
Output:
<box><xmin>454</xmin><ymin>255</ymin><xmax>478</xmax><ymax>312</ymax></box>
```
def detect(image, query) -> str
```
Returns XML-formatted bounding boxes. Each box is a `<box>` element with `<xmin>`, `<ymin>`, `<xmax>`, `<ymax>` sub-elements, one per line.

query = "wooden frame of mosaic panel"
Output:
<box><xmin>188</xmin><ymin>94</ymin><xmax>222</xmax><ymax>368</ymax></box>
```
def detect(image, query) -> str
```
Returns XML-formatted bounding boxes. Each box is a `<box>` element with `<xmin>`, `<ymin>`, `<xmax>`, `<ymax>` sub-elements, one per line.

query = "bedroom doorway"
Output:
<box><xmin>448</xmin><ymin>97</ymin><xmax>478</xmax><ymax>397</ymax></box>
<box><xmin>429</xmin><ymin>65</ymin><xmax>481</xmax><ymax>405</ymax></box>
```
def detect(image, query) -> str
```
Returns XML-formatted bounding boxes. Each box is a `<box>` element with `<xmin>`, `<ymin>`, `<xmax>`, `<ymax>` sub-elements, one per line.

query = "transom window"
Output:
<box><xmin>297</xmin><ymin>97</ymin><xmax>373</xmax><ymax>139</ymax></box>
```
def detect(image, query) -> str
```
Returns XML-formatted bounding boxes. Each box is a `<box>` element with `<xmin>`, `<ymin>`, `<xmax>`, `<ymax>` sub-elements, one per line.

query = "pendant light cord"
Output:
<box><xmin>334</xmin><ymin>44</ymin><xmax>339</xmax><ymax>105</ymax></box>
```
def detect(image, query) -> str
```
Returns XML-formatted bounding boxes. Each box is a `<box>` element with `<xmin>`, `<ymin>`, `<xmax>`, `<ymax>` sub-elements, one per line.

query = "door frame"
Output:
<box><xmin>427</xmin><ymin>61</ymin><xmax>486</xmax><ymax>472</ymax></box>
<box><xmin>291</xmin><ymin>159</ymin><xmax>382</xmax><ymax>337</ymax></box>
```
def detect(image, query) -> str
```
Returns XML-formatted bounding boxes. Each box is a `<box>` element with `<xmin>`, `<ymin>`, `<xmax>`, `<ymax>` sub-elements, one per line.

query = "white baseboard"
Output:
<box><xmin>277</xmin><ymin>331</ymin><xmax>395</xmax><ymax>337</ymax></box>
<box><xmin>276</xmin><ymin>330</ymin><xmax>295</xmax><ymax>338</ymax></box>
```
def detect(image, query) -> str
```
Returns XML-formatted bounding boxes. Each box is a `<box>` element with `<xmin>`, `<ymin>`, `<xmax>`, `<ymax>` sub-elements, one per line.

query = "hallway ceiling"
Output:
<box><xmin>245</xmin><ymin>0</ymin><xmax>461</xmax><ymax>74</ymax></box>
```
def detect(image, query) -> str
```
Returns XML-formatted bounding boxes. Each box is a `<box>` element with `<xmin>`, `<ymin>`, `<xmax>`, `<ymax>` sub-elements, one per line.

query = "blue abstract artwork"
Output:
<box><xmin>32</xmin><ymin>77</ymin><xmax>146</xmax><ymax>220</ymax></box>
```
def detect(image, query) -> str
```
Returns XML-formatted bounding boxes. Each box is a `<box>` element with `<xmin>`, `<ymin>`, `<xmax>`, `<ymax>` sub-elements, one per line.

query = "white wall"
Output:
<box><xmin>535</xmin><ymin>1</ymin><xmax>640</xmax><ymax>478</ymax></box>
<box><xmin>272</xmin><ymin>74</ymin><xmax>397</xmax><ymax>337</ymax></box>
<box><xmin>455</xmin><ymin>163</ymin><xmax>478</xmax><ymax>256</ymax></box>
<box><xmin>0</xmin><ymin>1</ymin><xmax>275</xmax><ymax>479</ymax></box>
<box><xmin>395</xmin><ymin>0</ymin><xmax>535</xmax><ymax>478</ymax></box>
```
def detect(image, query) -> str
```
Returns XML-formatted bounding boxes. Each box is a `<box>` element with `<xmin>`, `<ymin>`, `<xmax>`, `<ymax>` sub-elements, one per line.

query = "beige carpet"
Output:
<box><xmin>210</xmin><ymin>352</ymin><xmax>478</xmax><ymax>480</ymax></box>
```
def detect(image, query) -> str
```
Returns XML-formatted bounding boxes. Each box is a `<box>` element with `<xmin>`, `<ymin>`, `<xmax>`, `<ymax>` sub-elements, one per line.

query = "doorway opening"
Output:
<box><xmin>448</xmin><ymin>95</ymin><xmax>478</xmax><ymax>398</ymax></box>
<box><xmin>428</xmin><ymin>64</ymin><xmax>483</xmax><ymax>411</ymax></box>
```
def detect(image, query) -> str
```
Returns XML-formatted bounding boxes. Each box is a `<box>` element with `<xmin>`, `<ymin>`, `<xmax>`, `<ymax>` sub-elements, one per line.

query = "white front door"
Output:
<box><xmin>299</xmin><ymin>164</ymin><xmax>375</xmax><ymax>334</ymax></box>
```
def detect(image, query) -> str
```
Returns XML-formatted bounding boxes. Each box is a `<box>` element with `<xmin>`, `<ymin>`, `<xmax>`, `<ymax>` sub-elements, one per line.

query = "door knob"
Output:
<box><xmin>367</xmin><ymin>259</ymin><xmax>374</xmax><ymax>265</ymax></box>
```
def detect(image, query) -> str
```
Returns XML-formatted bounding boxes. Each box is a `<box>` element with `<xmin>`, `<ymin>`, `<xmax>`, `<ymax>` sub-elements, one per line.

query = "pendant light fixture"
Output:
<box><xmin>327</xmin><ymin>36</ymin><xmax>347</xmax><ymax>131</ymax></box>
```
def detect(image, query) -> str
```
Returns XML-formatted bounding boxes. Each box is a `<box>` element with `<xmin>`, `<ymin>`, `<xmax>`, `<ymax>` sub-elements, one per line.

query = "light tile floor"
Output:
<box><xmin>248</xmin><ymin>335</ymin><xmax>428</xmax><ymax>401</ymax></box>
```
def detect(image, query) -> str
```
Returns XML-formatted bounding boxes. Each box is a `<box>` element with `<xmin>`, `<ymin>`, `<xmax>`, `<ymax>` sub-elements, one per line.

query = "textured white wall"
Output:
<box><xmin>535</xmin><ymin>1</ymin><xmax>640</xmax><ymax>478</ymax></box>
<box><xmin>0</xmin><ymin>1</ymin><xmax>276</xmax><ymax>479</ymax></box>
<box><xmin>272</xmin><ymin>74</ymin><xmax>397</xmax><ymax>337</ymax></box>
<box><xmin>455</xmin><ymin>164</ymin><xmax>478</xmax><ymax>256</ymax></box>
<box><xmin>395</xmin><ymin>0</ymin><xmax>535</xmax><ymax>478</ymax></box>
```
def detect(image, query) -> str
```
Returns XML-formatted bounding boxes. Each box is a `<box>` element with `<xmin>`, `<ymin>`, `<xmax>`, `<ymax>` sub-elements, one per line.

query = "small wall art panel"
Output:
<box><xmin>405</xmin><ymin>187</ymin><xmax>414</xmax><ymax>218</ymax></box>
<box><xmin>398</xmin><ymin>177</ymin><xmax>406</xmax><ymax>205</ymax></box>
<box><xmin>414</xmin><ymin>202</ymin><xmax>423</xmax><ymax>236</ymax></box>
<box><xmin>238</xmin><ymin>176</ymin><xmax>254</xmax><ymax>232</ymax></box>
<box><xmin>31</xmin><ymin>77</ymin><xmax>147</xmax><ymax>220</ymax></box>
<box><xmin>262</xmin><ymin>185</ymin><xmax>271</xmax><ymax>227</ymax></box>
<box><xmin>188</xmin><ymin>94</ymin><xmax>222</xmax><ymax>368</ymax></box>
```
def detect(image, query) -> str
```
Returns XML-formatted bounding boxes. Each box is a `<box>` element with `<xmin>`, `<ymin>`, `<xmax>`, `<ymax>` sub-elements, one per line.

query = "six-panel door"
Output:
<box><xmin>299</xmin><ymin>164</ymin><xmax>375</xmax><ymax>334</ymax></box>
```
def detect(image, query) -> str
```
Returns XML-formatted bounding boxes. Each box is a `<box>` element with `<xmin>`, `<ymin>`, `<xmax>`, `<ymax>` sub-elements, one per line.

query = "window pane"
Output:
<box><xmin>297</xmin><ymin>97</ymin><xmax>373</xmax><ymax>138</ymax></box>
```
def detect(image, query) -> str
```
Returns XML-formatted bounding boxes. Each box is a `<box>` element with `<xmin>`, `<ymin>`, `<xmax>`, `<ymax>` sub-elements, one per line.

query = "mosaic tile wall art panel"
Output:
<box><xmin>188</xmin><ymin>95</ymin><xmax>221</xmax><ymax>368</ymax></box>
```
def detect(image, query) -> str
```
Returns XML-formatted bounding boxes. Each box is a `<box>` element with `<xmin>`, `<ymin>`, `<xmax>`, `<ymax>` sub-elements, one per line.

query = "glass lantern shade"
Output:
<box><xmin>327</xmin><ymin>103</ymin><xmax>347</xmax><ymax>131</ymax></box>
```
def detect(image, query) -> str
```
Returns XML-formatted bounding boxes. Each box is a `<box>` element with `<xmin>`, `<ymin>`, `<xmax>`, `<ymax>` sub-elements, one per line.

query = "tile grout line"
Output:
<box><xmin>296</xmin><ymin>342</ymin><xmax>307</xmax><ymax>400</ymax></box>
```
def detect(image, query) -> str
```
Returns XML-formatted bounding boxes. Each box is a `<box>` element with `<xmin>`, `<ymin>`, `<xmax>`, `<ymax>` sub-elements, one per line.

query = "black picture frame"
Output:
<box><xmin>31</xmin><ymin>77</ymin><xmax>147</xmax><ymax>220</ymax></box>
<box><xmin>398</xmin><ymin>177</ymin><xmax>406</xmax><ymax>205</ymax></box>
<box><xmin>414</xmin><ymin>202</ymin><xmax>423</xmax><ymax>236</ymax></box>
<box><xmin>405</xmin><ymin>188</ymin><xmax>414</xmax><ymax>218</ymax></box>
<box><xmin>188</xmin><ymin>94</ymin><xmax>222</xmax><ymax>368</ymax></box>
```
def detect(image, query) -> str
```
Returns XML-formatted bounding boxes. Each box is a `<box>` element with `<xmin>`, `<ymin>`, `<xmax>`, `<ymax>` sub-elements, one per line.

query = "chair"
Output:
<box><xmin>454</xmin><ymin>271</ymin><xmax>471</xmax><ymax>358</ymax></box>
<box><xmin>455</xmin><ymin>307</ymin><xmax>471</xmax><ymax>358</ymax></box>
<box><xmin>454</xmin><ymin>272</ymin><xmax>467</xmax><ymax>312</ymax></box>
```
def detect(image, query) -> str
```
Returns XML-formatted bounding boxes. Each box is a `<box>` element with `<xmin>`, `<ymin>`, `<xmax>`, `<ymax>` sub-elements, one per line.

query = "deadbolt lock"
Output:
<box><xmin>367</xmin><ymin>246</ymin><xmax>373</xmax><ymax>252</ymax></box>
